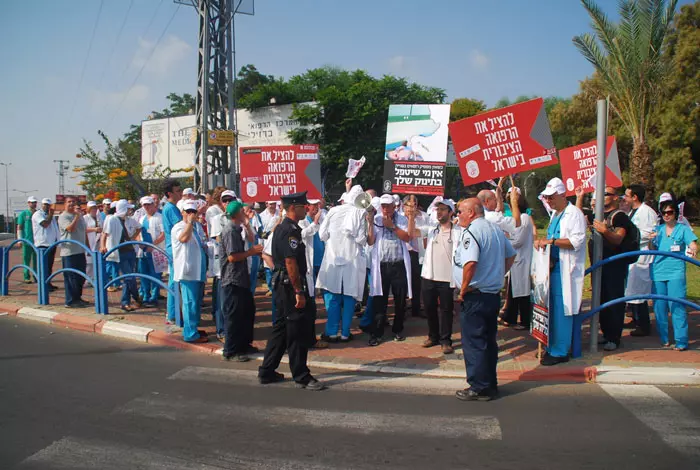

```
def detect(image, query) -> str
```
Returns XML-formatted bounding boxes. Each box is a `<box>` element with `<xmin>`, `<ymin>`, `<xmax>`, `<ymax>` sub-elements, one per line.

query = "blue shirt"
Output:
<box><xmin>306</xmin><ymin>215</ymin><xmax>326</xmax><ymax>267</ymax></box>
<box><xmin>547</xmin><ymin>211</ymin><xmax>565</xmax><ymax>264</ymax></box>
<box><xmin>162</xmin><ymin>202</ymin><xmax>183</xmax><ymax>256</ymax></box>
<box><xmin>652</xmin><ymin>223</ymin><xmax>697</xmax><ymax>281</ymax></box>
<box><xmin>453</xmin><ymin>217</ymin><xmax>516</xmax><ymax>294</ymax></box>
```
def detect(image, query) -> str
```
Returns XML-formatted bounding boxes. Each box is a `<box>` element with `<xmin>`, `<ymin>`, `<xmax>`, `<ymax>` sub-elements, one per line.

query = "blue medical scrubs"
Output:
<box><xmin>162</xmin><ymin>202</ymin><xmax>183</xmax><ymax>324</ymax></box>
<box><xmin>546</xmin><ymin>211</ymin><xmax>573</xmax><ymax>358</ymax></box>
<box><xmin>138</xmin><ymin>216</ymin><xmax>161</xmax><ymax>304</ymax></box>
<box><xmin>181</xmin><ymin>225</ymin><xmax>208</xmax><ymax>342</ymax></box>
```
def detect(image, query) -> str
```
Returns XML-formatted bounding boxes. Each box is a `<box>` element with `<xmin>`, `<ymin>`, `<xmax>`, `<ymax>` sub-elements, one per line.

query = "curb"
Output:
<box><xmin>2</xmin><ymin>303</ymin><xmax>698</xmax><ymax>386</ymax></box>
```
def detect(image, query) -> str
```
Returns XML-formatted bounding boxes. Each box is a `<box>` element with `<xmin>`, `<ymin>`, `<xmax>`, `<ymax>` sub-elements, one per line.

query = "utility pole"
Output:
<box><xmin>0</xmin><ymin>162</ymin><xmax>10</xmax><ymax>231</ymax></box>
<box><xmin>54</xmin><ymin>160</ymin><xmax>71</xmax><ymax>195</ymax></box>
<box><xmin>175</xmin><ymin>0</ymin><xmax>254</xmax><ymax>194</ymax></box>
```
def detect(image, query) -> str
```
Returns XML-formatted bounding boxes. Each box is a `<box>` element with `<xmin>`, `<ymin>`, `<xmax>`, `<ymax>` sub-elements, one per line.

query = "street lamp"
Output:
<box><xmin>0</xmin><ymin>163</ymin><xmax>11</xmax><ymax>232</ymax></box>
<box><xmin>14</xmin><ymin>189</ymin><xmax>37</xmax><ymax>197</ymax></box>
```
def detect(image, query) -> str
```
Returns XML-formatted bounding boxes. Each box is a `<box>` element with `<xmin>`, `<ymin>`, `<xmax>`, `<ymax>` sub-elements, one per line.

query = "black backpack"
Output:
<box><xmin>607</xmin><ymin>210</ymin><xmax>640</xmax><ymax>265</ymax></box>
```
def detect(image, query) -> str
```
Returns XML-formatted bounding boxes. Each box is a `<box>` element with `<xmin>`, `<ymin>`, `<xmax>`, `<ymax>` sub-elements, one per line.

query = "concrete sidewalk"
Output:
<box><xmin>1</xmin><ymin>247</ymin><xmax>698</xmax><ymax>386</ymax></box>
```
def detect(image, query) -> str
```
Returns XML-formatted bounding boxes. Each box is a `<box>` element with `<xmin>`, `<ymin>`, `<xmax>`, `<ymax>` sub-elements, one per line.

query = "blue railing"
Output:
<box><xmin>572</xmin><ymin>250</ymin><xmax>700</xmax><ymax>358</ymax></box>
<box><xmin>1</xmin><ymin>239</ymin><xmax>179</xmax><ymax>322</ymax></box>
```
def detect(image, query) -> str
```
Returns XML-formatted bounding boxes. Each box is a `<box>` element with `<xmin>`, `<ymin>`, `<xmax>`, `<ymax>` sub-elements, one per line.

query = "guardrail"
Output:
<box><xmin>1</xmin><ymin>238</ymin><xmax>179</xmax><ymax>322</ymax></box>
<box><xmin>572</xmin><ymin>250</ymin><xmax>700</xmax><ymax>358</ymax></box>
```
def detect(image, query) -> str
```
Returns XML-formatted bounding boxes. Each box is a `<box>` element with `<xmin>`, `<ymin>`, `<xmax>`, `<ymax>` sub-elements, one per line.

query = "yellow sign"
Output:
<box><xmin>208</xmin><ymin>130</ymin><xmax>235</xmax><ymax>146</ymax></box>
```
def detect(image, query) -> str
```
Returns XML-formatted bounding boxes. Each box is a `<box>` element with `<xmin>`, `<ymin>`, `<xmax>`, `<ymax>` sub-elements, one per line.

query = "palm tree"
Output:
<box><xmin>573</xmin><ymin>0</ymin><xmax>678</xmax><ymax>198</ymax></box>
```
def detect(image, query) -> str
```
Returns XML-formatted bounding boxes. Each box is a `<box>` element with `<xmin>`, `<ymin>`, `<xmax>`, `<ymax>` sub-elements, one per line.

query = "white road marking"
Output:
<box><xmin>19</xmin><ymin>436</ymin><xmax>360</xmax><ymax>469</ymax></box>
<box><xmin>169</xmin><ymin>366</ymin><xmax>468</xmax><ymax>395</ymax></box>
<box><xmin>116</xmin><ymin>394</ymin><xmax>502</xmax><ymax>440</ymax></box>
<box><xmin>601</xmin><ymin>384</ymin><xmax>700</xmax><ymax>458</ymax></box>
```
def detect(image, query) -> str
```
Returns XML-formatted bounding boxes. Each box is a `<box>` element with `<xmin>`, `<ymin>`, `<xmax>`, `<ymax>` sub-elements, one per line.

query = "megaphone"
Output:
<box><xmin>354</xmin><ymin>191</ymin><xmax>373</xmax><ymax>212</ymax></box>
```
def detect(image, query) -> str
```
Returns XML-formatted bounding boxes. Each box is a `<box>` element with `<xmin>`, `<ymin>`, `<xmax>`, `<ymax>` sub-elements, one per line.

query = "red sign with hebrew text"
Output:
<box><xmin>239</xmin><ymin>145</ymin><xmax>322</xmax><ymax>202</ymax></box>
<box><xmin>558</xmin><ymin>137</ymin><xmax>623</xmax><ymax>196</ymax></box>
<box><xmin>448</xmin><ymin>98</ymin><xmax>558</xmax><ymax>186</ymax></box>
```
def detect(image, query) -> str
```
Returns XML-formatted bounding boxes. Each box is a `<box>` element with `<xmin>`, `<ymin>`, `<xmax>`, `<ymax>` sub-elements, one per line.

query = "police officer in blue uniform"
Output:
<box><xmin>453</xmin><ymin>198</ymin><xmax>516</xmax><ymax>401</ymax></box>
<box><xmin>258</xmin><ymin>191</ymin><xmax>326</xmax><ymax>391</ymax></box>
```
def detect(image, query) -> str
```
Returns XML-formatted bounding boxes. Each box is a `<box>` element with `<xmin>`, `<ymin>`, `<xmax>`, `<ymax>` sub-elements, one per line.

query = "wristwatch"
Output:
<box><xmin>295</xmin><ymin>289</ymin><xmax>304</xmax><ymax>295</ymax></box>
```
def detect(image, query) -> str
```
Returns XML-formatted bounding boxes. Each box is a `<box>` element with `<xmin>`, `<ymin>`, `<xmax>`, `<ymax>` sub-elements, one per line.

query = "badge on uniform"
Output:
<box><xmin>289</xmin><ymin>237</ymin><xmax>299</xmax><ymax>249</ymax></box>
<box><xmin>670</xmin><ymin>244</ymin><xmax>681</xmax><ymax>252</ymax></box>
<box><xmin>463</xmin><ymin>237</ymin><xmax>470</xmax><ymax>249</ymax></box>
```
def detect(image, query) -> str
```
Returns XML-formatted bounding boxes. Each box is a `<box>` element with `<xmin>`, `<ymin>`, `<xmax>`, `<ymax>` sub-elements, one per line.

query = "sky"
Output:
<box><xmin>0</xmin><ymin>0</ymin><xmax>692</xmax><ymax>214</ymax></box>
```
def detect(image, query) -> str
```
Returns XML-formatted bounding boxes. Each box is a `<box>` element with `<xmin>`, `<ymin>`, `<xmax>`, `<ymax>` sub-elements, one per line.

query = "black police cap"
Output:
<box><xmin>280</xmin><ymin>191</ymin><xmax>308</xmax><ymax>205</ymax></box>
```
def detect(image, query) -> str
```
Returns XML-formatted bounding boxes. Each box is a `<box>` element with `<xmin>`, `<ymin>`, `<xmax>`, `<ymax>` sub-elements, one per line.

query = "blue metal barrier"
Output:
<box><xmin>572</xmin><ymin>250</ymin><xmax>699</xmax><ymax>358</ymax></box>
<box><xmin>2</xmin><ymin>239</ymin><xmax>41</xmax><ymax>303</ymax></box>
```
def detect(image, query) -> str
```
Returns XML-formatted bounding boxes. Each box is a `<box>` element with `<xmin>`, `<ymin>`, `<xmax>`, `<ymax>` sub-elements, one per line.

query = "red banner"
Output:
<box><xmin>55</xmin><ymin>194</ymin><xmax>88</xmax><ymax>205</ymax></box>
<box><xmin>239</xmin><ymin>145</ymin><xmax>322</xmax><ymax>203</ymax></box>
<box><xmin>558</xmin><ymin>136</ymin><xmax>623</xmax><ymax>196</ymax></box>
<box><xmin>448</xmin><ymin>98</ymin><xmax>557</xmax><ymax>186</ymax></box>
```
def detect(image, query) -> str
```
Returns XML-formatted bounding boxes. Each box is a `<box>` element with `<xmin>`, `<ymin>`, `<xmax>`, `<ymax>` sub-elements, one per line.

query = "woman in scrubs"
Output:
<box><xmin>650</xmin><ymin>199</ymin><xmax>697</xmax><ymax>351</ymax></box>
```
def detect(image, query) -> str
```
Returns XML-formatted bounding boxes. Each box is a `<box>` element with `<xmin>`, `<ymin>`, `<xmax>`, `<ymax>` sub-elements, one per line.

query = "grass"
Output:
<box><xmin>535</xmin><ymin>227</ymin><xmax>700</xmax><ymax>302</ymax></box>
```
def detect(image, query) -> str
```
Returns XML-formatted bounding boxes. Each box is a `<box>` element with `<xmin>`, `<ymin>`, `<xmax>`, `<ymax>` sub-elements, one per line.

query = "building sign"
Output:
<box><xmin>55</xmin><ymin>195</ymin><xmax>88</xmax><ymax>205</ymax></box>
<box><xmin>382</xmin><ymin>104</ymin><xmax>450</xmax><ymax>196</ymax></box>
<box><xmin>449</xmin><ymin>98</ymin><xmax>557</xmax><ymax>186</ymax></box>
<box><xmin>558</xmin><ymin>136</ymin><xmax>622</xmax><ymax>196</ymax></box>
<box><xmin>208</xmin><ymin>130</ymin><xmax>235</xmax><ymax>146</ymax></box>
<box><xmin>239</xmin><ymin>145</ymin><xmax>322</xmax><ymax>202</ymax></box>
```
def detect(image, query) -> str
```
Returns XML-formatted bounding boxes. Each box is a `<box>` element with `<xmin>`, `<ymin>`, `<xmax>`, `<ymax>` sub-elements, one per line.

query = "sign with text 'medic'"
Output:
<box><xmin>558</xmin><ymin>136</ymin><xmax>622</xmax><ymax>196</ymax></box>
<box><xmin>448</xmin><ymin>98</ymin><xmax>557</xmax><ymax>186</ymax></box>
<box><xmin>239</xmin><ymin>145</ymin><xmax>322</xmax><ymax>203</ymax></box>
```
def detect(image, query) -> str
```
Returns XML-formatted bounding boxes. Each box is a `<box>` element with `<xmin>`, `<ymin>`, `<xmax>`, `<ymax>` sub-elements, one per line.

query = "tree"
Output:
<box><xmin>573</xmin><ymin>0</ymin><xmax>679</xmax><ymax>201</ymax></box>
<box><xmin>649</xmin><ymin>2</ymin><xmax>700</xmax><ymax>196</ymax></box>
<box><xmin>234</xmin><ymin>64</ymin><xmax>273</xmax><ymax>101</ymax></box>
<box><xmin>450</xmin><ymin>98</ymin><xmax>486</xmax><ymax>121</ymax></box>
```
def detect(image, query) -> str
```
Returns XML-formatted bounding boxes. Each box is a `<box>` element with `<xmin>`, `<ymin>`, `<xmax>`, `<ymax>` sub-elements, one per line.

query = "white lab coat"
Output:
<box><xmin>315</xmin><ymin>204</ymin><xmax>367</xmax><ymax>301</ymax></box>
<box><xmin>553</xmin><ymin>203</ymin><xmax>587</xmax><ymax>316</ymax></box>
<box><xmin>420</xmin><ymin>222</ymin><xmax>462</xmax><ymax>288</ymax></box>
<box><xmin>103</xmin><ymin>215</ymin><xmax>141</xmax><ymax>263</ymax></box>
<box><xmin>298</xmin><ymin>217</ymin><xmax>320</xmax><ymax>296</ymax></box>
<box><xmin>369</xmin><ymin>213</ymin><xmax>413</xmax><ymax>299</ymax></box>
<box><xmin>625</xmin><ymin>203</ymin><xmax>657</xmax><ymax>303</ymax></box>
<box><xmin>509</xmin><ymin>213</ymin><xmax>535</xmax><ymax>298</ymax></box>
<box><xmin>171</xmin><ymin>221</ymin><xmax>206</xmax><ymax>282</ymax></box>
<box><xmin>260</xmin><ymin>209</ymin><xmax>279</xmax><ymax>233</ymax></box>
<box><xmin>485</xmin><ymin>209</ymin><xmax>516</xmax><ymax>236</ymax></box>
<box><xmin>83</xmin><ymin>214</ymin><xmax>99</xmax><ymax>267</ymax></box>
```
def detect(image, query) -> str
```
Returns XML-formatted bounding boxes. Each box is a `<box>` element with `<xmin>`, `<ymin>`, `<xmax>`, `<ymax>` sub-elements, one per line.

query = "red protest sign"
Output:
<box><xmin>559</xmin><ymin>136</ymin><xmax>622</xmax><ymax>196</ymax></box>
<box><xmin>239</xmin><ymin>145</ymin><xmax>322</xmax><ymax>202</ymax></box>
<box><xmin>448</xmin><ymin>98</ymin><xmax>557</xmax><ymax>186</ymax></box>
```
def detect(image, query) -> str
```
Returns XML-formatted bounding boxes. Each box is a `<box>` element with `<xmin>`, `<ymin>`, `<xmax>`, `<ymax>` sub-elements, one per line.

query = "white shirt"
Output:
<box><xmin>205</xmin><ymin>205</ymin><xmax>225</xmax><ymax>239</ymax></box>
<box><xmin>260</xmin><ymin>209</ymin><xmax>278</xmax><ymax>233</ymax></box>
<box><xmin>103</xmin><ymin>215</ymin><xmax>141</xmax><ymax>263</ymax></box>
<box><xmin>32</xmin><ymin>209</ymin><xmax>59</xmax><ymax>247</ymax></box>
<box><xmin>421</xmin><ymin>223</ymin><xmax>460</xmax><ymax>285</ymax></box>
<box><xmin>83</xmin><ymin>214</ymin><xmax>100</xmax><ymax>252</ymax></box>
<box><xmin>485</xmin><ymin>209</ymin><xmax>516</xmax><ymax>236</ymax></box>
<box><xmin>171</xmin><ymin>221</ymin><xmax>206</xmax><ymax>282</ymax></box>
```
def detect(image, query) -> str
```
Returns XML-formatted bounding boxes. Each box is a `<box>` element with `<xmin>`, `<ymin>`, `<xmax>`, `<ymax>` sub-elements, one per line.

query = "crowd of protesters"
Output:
<box><xmin>13</xmin><ymin>175</ymin><xmax>697</xmax><ymax>396</ymax></box>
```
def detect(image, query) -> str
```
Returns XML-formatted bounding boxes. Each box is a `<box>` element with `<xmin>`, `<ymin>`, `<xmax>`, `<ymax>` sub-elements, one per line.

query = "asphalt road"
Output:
<box><xmin>1</xmin><ymin>316</ymin><xmax>699</xmax><ymax>470</ymax></box>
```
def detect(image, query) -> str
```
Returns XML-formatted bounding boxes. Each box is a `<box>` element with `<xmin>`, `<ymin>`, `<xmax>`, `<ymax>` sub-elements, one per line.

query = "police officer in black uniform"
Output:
<box><xmin>258</xmin><ymin>191</ymin><xmax>326</xmax><ymax>391</ymax></box>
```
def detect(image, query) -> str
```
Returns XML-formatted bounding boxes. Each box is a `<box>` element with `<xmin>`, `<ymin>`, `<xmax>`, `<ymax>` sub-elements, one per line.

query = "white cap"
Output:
<box><xmin>140</xmin><ymin>196</ymin><xmax>154</xmax><ymax>205</ymax></box>
<box><xmin>221</xmin><ymin>190</ymin><xmax>237</xmax><ymax>200</ymax></box>
<box><xmin>102</xmin><ymin>198</ymin><xmax>111</xmax><ymax>205</ymax></box>
<box><xmin>41</xmin><ymin>198</ymin><xmax>52</xmax><ymax>205</ymax></box>
<box><xmin>110</xmin><ymin>201</ymin><xmax>118</xmax><ymax>209</ymax></box>
<box><xmin>87</xmin><ymin>201</ymin><xmax>97</xmax><ymax>208</ymax></box>
<box><xmin>507</xmin><ymin>187</ymin><xmax>521</xmax><ymax>195</ymax></box>
<box><xmin>182</xmin><ymin>200</ymin><xmax>198</xmax><ymax>212</ymax></box>
<box><xmin>183</xmin><ymin>188</ymin><xmax>195</xmax><ymax>196</ymax></box>
<box><xmin>436</xmin><ymin>198</ymin><xmax>456</xmax><ymax>212</ymax></box>
<box><xmin>370</xmin><ymin>196</ymin><xmax>381</xmax><ymax>212</ymax></box>
<box><xmin>115</xmin><ymin>200</ymin><xmax>129</xmax><ymax>217</ymax></box>
<box><xmin>380</xmin><ymin>194</ymin><xmax>394</xmax><ymax>205</ymax></box>
<box><xmin>176</xmin><ymin>200</ymin><xmax>185</xmax><ymax>211</ymax></box>
<box><xmin>27</xmin><ymin>196</ymin><xmax>38</xmax><ymax>203</ymax></box>
<box><xmin>345</xmin><ymin>185</ymin><xmax>364</xmax><ymax>205</ymax></box>
<box><xmin>540</xmin><ymin>178</ymin><xmax>566</xmax><ymax>197</ymax></box>
<box><xmin>194</xmin><ymin>199</ymin><xmax>207</xmax><ymax>210</ymax></box>
<box><xmin>307</xmin><ymin>199</ymin><xmax>320</xmax><ymax>204</ymax></box>
<box><xmin>659</xmin><ymin>192</ymin><xmax>673</xmax><ymax>203</ymax></box>
<box><xmin>267</xmin><ymin>200</ymin><xmax>278</xmax><ymax>205</ymax></box>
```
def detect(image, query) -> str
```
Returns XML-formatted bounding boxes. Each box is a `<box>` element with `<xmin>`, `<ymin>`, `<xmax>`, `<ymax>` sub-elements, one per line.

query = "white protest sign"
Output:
<box><xmin>346</xmin><ymin>156</ymin><xmax>366</xmax><ymax>178</ymax></box>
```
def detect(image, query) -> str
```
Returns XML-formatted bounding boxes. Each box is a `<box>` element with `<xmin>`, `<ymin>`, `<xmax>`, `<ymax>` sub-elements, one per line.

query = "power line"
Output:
<box><xmin>114</xmin><ymin>0</ymin><xmax>166</xmax><ymax>87</ymax></box>
<box><xmin>106</xmin><ymin>3</ymin><xmax>182</xmax><ymax>130</ymax></box>
<box><xmin>67</xmin><ymin>0</ymin><xmax>105</xmax><ymax>125</ymax></box>
<box><xmin>96</xmin><ymin>0</ymin><xmax>135</xmax><ymax>90</ymax></box>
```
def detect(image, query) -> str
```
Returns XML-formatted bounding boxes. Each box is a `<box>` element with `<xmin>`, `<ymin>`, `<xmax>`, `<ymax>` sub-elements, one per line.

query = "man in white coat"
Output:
<box><xmin>83</xmin><ymin>201</ymin><xmax>102</xmax><ymax>278</ymax></box>
<box><xmin>535</xmin><ymin>178</ymin><xmax>587</xmax><ymax>365</ymax></box>
<box><xmin>316</xmin><ymin>185</ymin><xmax>368</xmax><ymax>342</ymax></box>
<box><xmin>623</xmin><ymin>184</ymin><xmax>658</xmax><ymax>337</ymax></box>
<box><xmin>477</xmin><ymin>185</ymin><xmax>517</xmax><ymax>236</ymax></box>
<box><xmin>367</xmin><ymin>193</ymin><xmax>414</xmax><ymax>346</ymax></box>
<box><xmin>172</xmin><ymin>200</ymin><xmax>209</xmax><ymax>343</ymax></box>
<box><xmin>299</xmin><ymin>200</ymin><xmax>329</xmax><ymax>348</ymax></box>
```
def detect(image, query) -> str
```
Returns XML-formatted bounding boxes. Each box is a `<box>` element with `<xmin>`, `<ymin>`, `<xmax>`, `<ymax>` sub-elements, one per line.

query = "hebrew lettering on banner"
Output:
<box><xmin>382</xmin><ymin>104</ymin><xmax>450</xmax><ymax>196</ymax></box>
<box><xmin>449</xmin><ymin>98</ymin><xmax>558</xmax><ymax>186</ymax></box>
<box><xmin>558</xmin><ymin>136</ymin><xmax>623</xmax><ymax>196</ymax></box>
<box><xmin>239</xmin><ymin>145</ymin><xmax>322</xmax><ymax>202</ymax></box>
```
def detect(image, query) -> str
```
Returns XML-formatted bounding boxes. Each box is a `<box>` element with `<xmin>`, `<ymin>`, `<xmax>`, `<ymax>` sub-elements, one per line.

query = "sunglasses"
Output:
<box><xmin>184</xmin><ymin>209</ymin><xmax>197</xmax><ymax>214</ymax></box>
<box><xmin>222</xmin><ymin>197</ymin><xmax>234</xmax><ymax>203</ymax></box>
<box><xmin>662</xmin><ymin>210</ymin><xmax>675</xmax><ymax>216</ymax></box>
<box><xmin>604</xmin><ymin>193</ymin><xmax>617</xmax><ymax>197</ymax></box>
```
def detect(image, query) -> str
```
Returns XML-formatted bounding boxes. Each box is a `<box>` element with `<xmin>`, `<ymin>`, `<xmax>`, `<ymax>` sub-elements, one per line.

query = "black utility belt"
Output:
<box><xmin>380</xmin><ymin>260</ymin><xmax>404</xmax><ymax>266</ymax></box>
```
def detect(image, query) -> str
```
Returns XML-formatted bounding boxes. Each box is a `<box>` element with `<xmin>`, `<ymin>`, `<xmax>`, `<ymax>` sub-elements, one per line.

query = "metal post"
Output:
<box><xmin>226</xmin><ymin>0</ymin><xmax>236</xmax><ymax>191</ymax></box>
<box><xmin>589</xmin><ymin>99</ymin><xmax>608</xmax><ymax>353</ymax></box>
<box><xmin>1</xmin><ymin>247</ymin><xmax>7</xmax><ymax>296</ymax></box>
<box><xmin>200</xmin><ymin>2</ymin><xmax>211</xmax><ymax>195</ymax></box>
